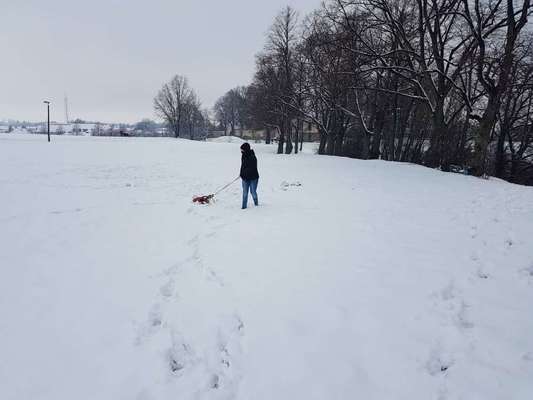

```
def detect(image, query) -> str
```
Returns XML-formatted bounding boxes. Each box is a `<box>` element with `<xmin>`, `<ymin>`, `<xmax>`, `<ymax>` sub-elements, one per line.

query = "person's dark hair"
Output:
<box><xmin>240</xmin><ymin>142</ymin><xmax>251</xmax><ymax>151</ymax></box>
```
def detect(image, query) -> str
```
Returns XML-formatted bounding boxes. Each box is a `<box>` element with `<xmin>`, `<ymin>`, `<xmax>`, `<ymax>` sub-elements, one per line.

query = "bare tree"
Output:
<box><xmin>462</xmin><ymin>0</ymin><xmax>532</xmax><ymax>175</ymax></box>
<box><xmin>214</xmin><ymin>87</ymin><xmax>248</xmax><ymax>136</ymax></box>
<box><xmin>154</xmin><ymin>75</ymin><xmax>195</xmax><ymax>138</ymax></box>
<box><xmin>493</xmin><ymin>36</ymin><xmax>533</xmax><ymax>182</ymax></box>
<box><xmin>267</xmin><ymin>6</ymin><xmax>300</xmax><ymax>153</ymax></box>
<box><xmin>183</xmin><ymin>91</ymin><xmax>204</xmax><ymax>140</ymax></box>
<box><xmin>214</xmin><ymin>96</ymin><xmax>229</xmax><ymax>134</ymax></box>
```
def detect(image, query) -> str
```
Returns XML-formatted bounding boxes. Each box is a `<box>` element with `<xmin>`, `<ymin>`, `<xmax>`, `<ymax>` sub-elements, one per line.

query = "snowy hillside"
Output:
<box><xmin>1</xmin><ymin>134</ymin><xmax>532</xmax><ymax>400</ymax></box>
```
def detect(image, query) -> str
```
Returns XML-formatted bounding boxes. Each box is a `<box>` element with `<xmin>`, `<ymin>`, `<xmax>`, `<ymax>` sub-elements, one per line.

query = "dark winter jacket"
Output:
<box><xmin>240</xmin><ymin>149</ymin><xmax>259</xmax><ymax>181</ymax></box>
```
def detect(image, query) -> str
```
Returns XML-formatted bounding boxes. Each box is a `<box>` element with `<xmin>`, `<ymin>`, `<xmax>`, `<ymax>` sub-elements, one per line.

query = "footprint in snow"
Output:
<box><xmin>476</xmin><ymin>269</ymin><xmax>489</xmax><ymax>279</ymax></box>
<box><xmin>202</xmin><ymin>317</ymin><xmax>245</xmax><ymax>392</ymax></box>
<box><xmin>187</xmin><ymin>235</ymin><xmax>199</xmax><ymax>247</ymax></box>
<box><xmin>167</xmin><ymin>332</ymin><xmax>194</xmax><ymax>376</ymax></box>
<box><xmin>168</xmin><ymin>344</ymin><xmax>192</xmax><ymax>375</ymax></box>
<box><xmin>161</xmin><ymin>256</ymin><xmax>196</xmax><ymax>278</ymax></box>
<box><xmin>148</xmin><ymin>305</ymin><xmax>163</xmax><ymax>327</ymax></box>
<box><xmin>159</xmin><ymin>279</ymin><xmax>175</xmax><ymax>298</ymax></box>
<box><xmin>455</xmin><ymin>301</ymin><xmax>474</xmax><ymax>330</ymax></box>
<box><xmin>50</xmin><ymin>208</ymin><xmax>83</xmax><ymax>215</ymax></box>
<box><xmin>134</xmin><ymin>304</ymin><xmax>163</xmax><ymax>345</ymax></box>
<box><xmin>204</xmin><ymin>223</ymin><xmax>227</xmax><ymax>236</ymax></box>
<box><xmin>135</xmin><ymin>388</ymin><xmax>154</xmax><ymax>400</ymax></box>
<box><xmin>205</xmin><ymin>231</ymin><xmax>217</xmax><ymax>239</ymax></box>
<box><xmin>209</xmin><ymin>374</ymin><xmax>220</xmax><ymax>389</ymax></box>
<box><xmin>440</xmin><ymin>281</ymin><xmax>456</xmax><ymax>301</ymax></box>
<box><xmin>426</xmin><ymin>347</ymin><xmax>454</xmax><ymax>376</ymax></box>
<box><xmin>520</xmin><ymin>265</ymin><xmax>533</xmax><ymax>283</ymax></box>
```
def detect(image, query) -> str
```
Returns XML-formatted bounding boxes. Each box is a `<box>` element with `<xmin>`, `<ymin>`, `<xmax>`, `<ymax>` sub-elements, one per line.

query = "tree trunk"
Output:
<box><xmin>361</xmin><ymin>132</ymin><xmax>370</xmax><ymax>159</ymax></box>
<box><xmin>265</xmin><ymin>126</ymin><xmax>271</xmax><ymax>144</ymax></box>
<box><xmin>334</xmin><ymin>132</ymin><xmax>345</xmax><ymax>156</ymax></box>
<box><xmin>369</xmin><ymin>130</ymin><xmax>381</xmax><ymax>159</ymax></box>
<box><xmin>425</xmin><ymin>103</ymin><xmax>446</xmax><ymax>168</ymax></box>
<box><xmin>294</xmin><ymin>119</ymin><xmax>301</xmax><ymax>154</ymax></box>
<box><xmin>285</xmin><ymin>119</ymin><xmax>293</xmax><ymax>154</ymax></box>
<box><xmin>472</xmin><ymin>96</ymin><xmax>499</xmax><ymax>176</ymax></box>
<box><xmin>325</xmin><ymin>133</ymin><xmax>336</xmax><ymax>155</ymax></box>
<box><xmin>509</xmin><ymin>157</ymin><xmax>519</xmax><ymax>182</ymax></box>
<box><xmin>494</xmin><ymin>125</ymin><xmax>508</xmax><ymax>178</ymax></box>
<box><xmin>318</xmin><ymin>133</ymin><xmax>327</xmax><ymax>155</ymax></box>
<box><xmin>299</xmin><ymin>123</ymin><xmax>303</xmax><ymax>152</ymax></box>
<box><xmin>277</xmin><ymin>125</ymin><xmax>285</xmax><ymax>154</ymax></box>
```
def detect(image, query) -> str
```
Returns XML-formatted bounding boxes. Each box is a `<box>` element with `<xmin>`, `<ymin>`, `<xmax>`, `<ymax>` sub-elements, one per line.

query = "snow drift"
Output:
<box><xmin>208</xmin><ymin>135</ymin><xmax>246</xmax><ymax>144</ymax></box>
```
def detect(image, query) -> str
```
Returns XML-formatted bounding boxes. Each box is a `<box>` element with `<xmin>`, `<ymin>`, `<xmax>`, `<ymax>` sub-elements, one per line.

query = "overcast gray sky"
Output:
<box><xmin>1</xmin><ymin>0</ymin><xmax>321</xmax><ymax>123</ymax></box>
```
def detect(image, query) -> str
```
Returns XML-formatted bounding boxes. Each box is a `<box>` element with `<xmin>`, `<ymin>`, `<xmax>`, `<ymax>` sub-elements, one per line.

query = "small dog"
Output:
<box><xmin>192</xmin><ymin>194</ymin><xmax>214</xmax><ymax>205</ymax></box>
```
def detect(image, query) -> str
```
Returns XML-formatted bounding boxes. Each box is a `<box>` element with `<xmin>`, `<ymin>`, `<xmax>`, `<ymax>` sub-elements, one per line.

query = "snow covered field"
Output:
<box><xmin>1</xmin><ymin>133</ymin><xmax>532</xmax><ymax>400</ymax></box>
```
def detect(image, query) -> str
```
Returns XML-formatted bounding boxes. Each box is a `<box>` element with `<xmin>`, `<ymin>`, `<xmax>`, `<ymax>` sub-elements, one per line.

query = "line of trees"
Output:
<box><xmin>216</xmin><ymin>0</ymin><xmax>533</xmax><ymax>184</ymax></box>
<box><xmin>214</xmin><ymin>87</ymin><xmax>250</xmax><ymax>136</ymax></box>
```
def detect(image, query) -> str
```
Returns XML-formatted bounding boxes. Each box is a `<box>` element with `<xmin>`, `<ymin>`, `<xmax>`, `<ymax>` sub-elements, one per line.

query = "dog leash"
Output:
<box><xmin>213</xmin><ymin>176</ymin><xmax>240</xmax><ymax>196</ymax></box>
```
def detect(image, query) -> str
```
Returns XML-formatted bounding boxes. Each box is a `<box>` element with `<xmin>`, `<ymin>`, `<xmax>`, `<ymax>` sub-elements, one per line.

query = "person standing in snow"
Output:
<box><xmin>239</xmin><ymin>142</ymin><xmax>259</xmax><ymax>209</ymax></box>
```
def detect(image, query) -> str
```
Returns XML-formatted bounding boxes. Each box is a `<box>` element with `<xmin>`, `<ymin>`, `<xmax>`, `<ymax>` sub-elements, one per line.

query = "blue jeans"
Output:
<box><xmin>242</xmin><ymin>179</ymin><xmax>259</xmax><ymax>209</ymax></box>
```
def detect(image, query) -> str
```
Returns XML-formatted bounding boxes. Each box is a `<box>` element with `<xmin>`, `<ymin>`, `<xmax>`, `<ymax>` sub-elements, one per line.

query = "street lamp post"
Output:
<box><xmin>43</xmin><ymin>101</ymin><xmax>50</xmax><ymax>142</ymax></box>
